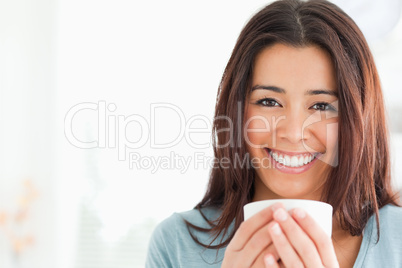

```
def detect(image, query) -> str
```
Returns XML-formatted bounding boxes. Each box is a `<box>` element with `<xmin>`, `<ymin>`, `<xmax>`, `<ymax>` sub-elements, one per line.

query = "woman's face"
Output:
<box><xmin>245</xmin><ymin>43</ymin><xmax>339</xmax><ymax>201</ymax></box>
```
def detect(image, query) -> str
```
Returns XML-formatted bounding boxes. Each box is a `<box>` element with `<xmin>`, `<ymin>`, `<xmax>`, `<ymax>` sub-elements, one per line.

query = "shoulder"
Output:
<box><xmin>378</xmin><ymin>203</ymin><xmax>402</xmax><ymax>224</ymax></box>
<box><xmin>145</xmin><ymin>206</ymin><xmax>226</xmax><ymax>267</ymax></box>
<box><xmin>145</xmin><ymin>213</ymin><xmax>178</xmax><ymax>267</ymax></box>
<box><xmin>151</xmin><ymin>206</ymin><xmax>222</xmax><ymax>238</ymax></box>
<box><xmin>376</xmin><ymin>204</ymin><xmax>402</xmax><ymax>244</ymax></box>
<box><xmin>368</xmin><ymin>203</ymin><xmax>402</xmax><ymax>242</ymax></box>
<box><xmin>179</xmin><ymin>206</ymin><xmax>223</xmax><ymax>228</ymax></box>
<box><xmin>356</xmin><ymin>204</ymin><xmax>402</xmax><ymax>267</ymax></box>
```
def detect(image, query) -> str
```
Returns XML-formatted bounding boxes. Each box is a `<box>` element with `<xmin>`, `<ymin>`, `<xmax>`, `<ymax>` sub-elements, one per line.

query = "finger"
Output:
<box><xmin>268</xmin><ymin>221</ymin><xmax>305</xmax><ymax>268</ymax></box>
<box><xmin>264</xmin><ymin>253</ymin><xmax>280</xmax><ymax>268</ymax></box>
<box><xmin>292</xmin><ymin>208</ymin><xmax>339</xmax><ymax>267</ymax></box>
<box><xmin>228</xmin><ymin>205</ymin><xmax>275</xmax><ymax>252</ymax></box>
<box><xmin>272</xmin><ymin>208</ymin><xmax>323</xmax><ymax>267</ymax></box>
<box><xmin>241</xmin><ymin>220</ymin><xmax>276</xmax><ymax>267</ymax></box>
<box><xmin>251</xmin><ymin>243</ymin><xmax>280</xmax><ymax>267</ymax></box>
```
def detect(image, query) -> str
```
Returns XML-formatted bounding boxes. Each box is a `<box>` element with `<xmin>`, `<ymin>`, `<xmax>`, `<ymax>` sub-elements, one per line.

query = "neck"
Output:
<box><xmin>331</xmin><ymin>218</ymin><xmax>363</xmax><ymax>268</ymax></box>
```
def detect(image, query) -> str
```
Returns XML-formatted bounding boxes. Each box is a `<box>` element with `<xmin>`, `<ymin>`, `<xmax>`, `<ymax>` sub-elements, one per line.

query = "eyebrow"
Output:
<box><xmin>251</xmin><ymin>85</ymin><xmax>285</xmax><ymax>94</ymax></box>
<box><xmin>251</xmin><ymin>85</ymin><xmax>338</xmax><ymax>97</ymax></box>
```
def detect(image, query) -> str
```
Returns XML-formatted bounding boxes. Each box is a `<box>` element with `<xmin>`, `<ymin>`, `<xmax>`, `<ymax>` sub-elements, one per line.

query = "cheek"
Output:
<box><xmin>316</xmin><ymin>121</ymin><xmax>338</xmax><ymax>148</ymax></box>
<box><xmin>244</xmin><ymin>110</ymin><xmax>272</xmax><ymax>149</ymax></box>
<box><xmin>326</xmin><ymin>122</ymin><xmax>339</xmax><ymax>150</ymax></box>
<box><xmin>315</xmin><ymin>120</ymin><xmax>339</xmax><ymax>166</ymax></box>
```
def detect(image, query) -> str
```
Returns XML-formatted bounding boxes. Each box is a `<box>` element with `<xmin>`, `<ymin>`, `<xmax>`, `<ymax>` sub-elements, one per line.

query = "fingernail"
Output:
<box><xmin>294</xmin><ymin>208</ymin><xmax>306</xmax><ymax>219</ymax></box>
<box><xmin>274</xmin><ymin>208</ymin><xmax>287</xmax><ymax>221</ymax></box>
<box><xmin>264</xmin><ymin>254</ymin><xmax>275</xmax><ymax>266</ymax></box>
<box><xmin>271</xmin><ymin>222</ymin><xmax>282</xmax><ymax>235</ymax></box>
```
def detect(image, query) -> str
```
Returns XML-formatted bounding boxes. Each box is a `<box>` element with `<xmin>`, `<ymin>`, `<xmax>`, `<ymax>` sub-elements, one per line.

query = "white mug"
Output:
<box><xmin>243</xmin><ymin>199</ymin><xmax>333</xmax><ymax>236</ymax></box>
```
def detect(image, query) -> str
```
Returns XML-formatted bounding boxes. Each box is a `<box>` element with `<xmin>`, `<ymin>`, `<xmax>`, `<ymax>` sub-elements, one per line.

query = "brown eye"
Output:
<box><xmin>311</xmin><ymin>102</ymin><xmax>336</xmax><ymax>111</ymax></box>
<box><xmin>256</xmin><ymin>98</ymin><xmax>281</xmax><ymax>107</ymax></box>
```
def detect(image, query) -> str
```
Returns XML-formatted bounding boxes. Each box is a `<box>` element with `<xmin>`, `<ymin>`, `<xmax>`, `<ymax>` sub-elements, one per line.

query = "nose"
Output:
<box><xmin>274</xmin><ymin>110</ymin><xmax>309</xmax><ymax>145</ymax></box>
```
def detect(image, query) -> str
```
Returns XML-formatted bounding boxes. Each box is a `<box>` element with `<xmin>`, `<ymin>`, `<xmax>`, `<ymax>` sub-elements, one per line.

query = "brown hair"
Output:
<box><xmin>185</xmin><ymin>0</ymin><xmax>399</xmax><ymax>248</ymax></box>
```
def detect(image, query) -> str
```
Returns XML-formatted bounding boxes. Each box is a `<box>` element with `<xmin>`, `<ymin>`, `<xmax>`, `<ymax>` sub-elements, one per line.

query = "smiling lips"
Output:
<box><xmin>265</xmin><ymin>148</ymin><xmax>321</xmax><ymax>174</ymax></box>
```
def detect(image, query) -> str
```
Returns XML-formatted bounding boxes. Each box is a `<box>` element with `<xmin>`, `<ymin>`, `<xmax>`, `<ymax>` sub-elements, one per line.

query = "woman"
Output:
<box><xmin>146</xmin><ymin>0</ymin><xmax>401</xmax><ymax>267</ymax></box>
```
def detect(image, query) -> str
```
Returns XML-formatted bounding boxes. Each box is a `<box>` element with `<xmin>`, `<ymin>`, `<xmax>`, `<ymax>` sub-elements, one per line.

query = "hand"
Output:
<box><xmin>222</xmin><ymin>205</ymin><xmax>280</xmax><ymax>268</ymax></box>
<box><xmin>265</xmin><ymin>204</ymin><xmax>339</xmax><ymax>268</ymax></box>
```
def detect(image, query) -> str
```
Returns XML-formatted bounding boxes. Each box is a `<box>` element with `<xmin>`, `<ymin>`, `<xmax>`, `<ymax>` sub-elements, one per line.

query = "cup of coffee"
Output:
<box><xmin>243</xmin><ymin>199</ymin><xmax>333</xmax><ymax>236</ymax></box>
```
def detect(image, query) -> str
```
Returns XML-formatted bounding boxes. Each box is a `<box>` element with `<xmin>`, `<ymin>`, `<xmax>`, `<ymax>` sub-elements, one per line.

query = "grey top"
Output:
<box><xmin>146</xmin><ymin>204</ymin><xmax>402</xmax><ymax>267</ymax></box>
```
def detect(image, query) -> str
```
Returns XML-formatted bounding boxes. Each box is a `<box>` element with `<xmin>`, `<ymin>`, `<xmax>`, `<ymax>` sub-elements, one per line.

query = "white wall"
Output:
<box><xmin>0</xmin><ymin>0</ymin><xmax>57</xmax><ymax>267</ymax></box>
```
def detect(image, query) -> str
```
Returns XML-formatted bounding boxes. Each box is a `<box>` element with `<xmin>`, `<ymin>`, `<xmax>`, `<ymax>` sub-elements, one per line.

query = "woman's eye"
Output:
<box><xmin>256</xmin><ymin>98</ymin><xmax>281</xmax><ymax>107</ymax></box>
<box><xmin>311</xmin><ymin>102</ymin><xmax>336</xmax><ymax>111</ymax></box>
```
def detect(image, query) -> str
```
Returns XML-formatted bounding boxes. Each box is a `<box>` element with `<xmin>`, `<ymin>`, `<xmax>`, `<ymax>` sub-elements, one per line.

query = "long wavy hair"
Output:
<box><xmin>185</xmin><ymin>0</ymin><xmax>399</xmax><ymax>248</ymax></box>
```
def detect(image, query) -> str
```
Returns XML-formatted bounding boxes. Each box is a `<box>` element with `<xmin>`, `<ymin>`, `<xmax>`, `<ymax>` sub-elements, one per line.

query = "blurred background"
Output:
<box><xmin>1</xmin><ymin>0</ymin><xmax>401</xmax><ymax>267</ymax></box>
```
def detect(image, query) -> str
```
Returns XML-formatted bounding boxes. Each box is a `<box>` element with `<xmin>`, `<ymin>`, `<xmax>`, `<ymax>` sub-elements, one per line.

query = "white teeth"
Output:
<box><xmin>298</xmin><ymin>156</ymin><xmax>304</xmax><ymax>167</ymax></box>
<box><xmin>270</xmin><ymin>150</ymin><xmax>316</xmax><ymax>167</ymax></box>
<box><xmin>284</xmin><ymin>155</ymin><xmax>291</xmax><ymax>166</ymax></box>
<box><xmin>278</xmin><ymin>154</ymin><xmax>284</xmax><ymax>164</ymax></box>
<box><xmin>290</xmin><ymin>156</ymin><xmax>298</xmax><ymax>167</ymax></box>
